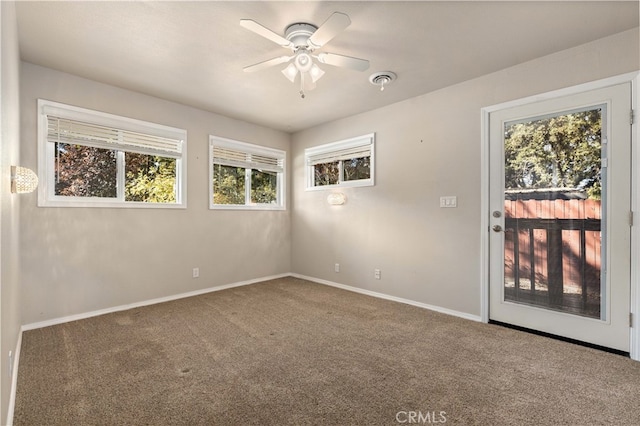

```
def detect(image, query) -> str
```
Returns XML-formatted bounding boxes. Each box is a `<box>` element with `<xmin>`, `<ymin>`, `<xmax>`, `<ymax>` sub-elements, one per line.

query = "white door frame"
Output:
<box><xmin>480</xmin><ymin>71</ymin><xmax>640</xmax><ymax>360</ymax></box>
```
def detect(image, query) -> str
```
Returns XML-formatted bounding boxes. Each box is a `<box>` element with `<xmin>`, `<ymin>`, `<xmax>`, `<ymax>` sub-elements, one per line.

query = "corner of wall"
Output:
<box><xmin>1</xmin><ymin>1</ymin><xmax>23</xmax><ymax>423</ymax></box>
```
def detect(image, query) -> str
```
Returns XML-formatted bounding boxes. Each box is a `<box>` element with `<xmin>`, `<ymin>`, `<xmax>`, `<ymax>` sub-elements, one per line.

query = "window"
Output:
<box><xmin>38</xmin><ymin>100</ymin><xmax>187</xmax><ymax>208</ymax></box>
<box><xmin>305</xmin><ymin>133</ymin><xmax>375</xmax><ymax>189</ymax></box>
<box><xmin>209</xmin><ymin>136</ymin><xmax>286</xmax><ymax>210</ymax></box>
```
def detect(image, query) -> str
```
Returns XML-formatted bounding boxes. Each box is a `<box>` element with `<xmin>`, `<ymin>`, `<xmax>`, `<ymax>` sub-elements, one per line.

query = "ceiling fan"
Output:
<box><xmin>240</xmin><ymin>12</ymin><xmax>370</xmax><ymax>98</ymax></box>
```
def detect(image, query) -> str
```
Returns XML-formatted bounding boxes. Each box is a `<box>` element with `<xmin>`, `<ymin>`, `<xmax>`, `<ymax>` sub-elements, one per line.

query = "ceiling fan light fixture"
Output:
<box><xmin>310</xmin><ymin>63</ymin><xmax>325</xmax><ymax>83</ymax></box>
<box><xmin>294</xmin><ymin>51</ymin><xmax>313</xmax><ymax>73</ymax></box>
<box><xmin>282</xmin><ymin>63</ymin><xmax>298</xmax><ymax>82</ymax></box>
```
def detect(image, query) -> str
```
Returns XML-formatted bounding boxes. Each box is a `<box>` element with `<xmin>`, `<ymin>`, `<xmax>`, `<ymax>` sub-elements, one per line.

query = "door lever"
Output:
<box><xmin>492</xmin><ymin>224</ymin><xmax>504</xmax><ymax>233</ymax></box>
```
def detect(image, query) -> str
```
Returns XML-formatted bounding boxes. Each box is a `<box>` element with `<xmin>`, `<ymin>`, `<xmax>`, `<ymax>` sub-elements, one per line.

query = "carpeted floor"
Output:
<box><xmin>13</xmin><ymin>277</ymin><xmax>640</xmax><ymax>425</ymax></box>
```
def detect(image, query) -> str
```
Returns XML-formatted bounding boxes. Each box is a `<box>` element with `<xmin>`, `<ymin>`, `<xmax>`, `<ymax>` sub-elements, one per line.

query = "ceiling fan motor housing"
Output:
<box><xmin>285</xmin><ymin>23</ymin><xmax>318</xmax><ymax>49</ymax></box>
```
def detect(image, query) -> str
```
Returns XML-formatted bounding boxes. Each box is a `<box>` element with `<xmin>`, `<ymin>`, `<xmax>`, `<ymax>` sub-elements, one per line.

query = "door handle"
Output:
<box><xmin>492</xmin><ymin>225</ymin><xmax>503</xmax><ymax>233</ymax></box>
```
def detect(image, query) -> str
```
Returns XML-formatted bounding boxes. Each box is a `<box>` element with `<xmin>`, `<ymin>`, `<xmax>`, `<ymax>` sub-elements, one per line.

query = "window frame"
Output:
<box><xmin>209</xmin><ymin>135</ymin><xmax>286</xmax><ymax>211</ymax></box>
<box><xmin>305</xmin><ymin>133</ymin><xmax>375</xmax><ymax>190</ymax></box>
<box><xmin>37</xmin><ymin>99</ymin><xmax>187</xmax><ymax>208</ymax></box>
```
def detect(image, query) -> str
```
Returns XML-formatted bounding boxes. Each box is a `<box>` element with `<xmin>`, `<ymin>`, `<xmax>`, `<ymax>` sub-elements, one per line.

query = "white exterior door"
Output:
<box><xmin>488</xmin><ymin>82</ymin><xmax>632</xmax><ymax>352</ymax></box>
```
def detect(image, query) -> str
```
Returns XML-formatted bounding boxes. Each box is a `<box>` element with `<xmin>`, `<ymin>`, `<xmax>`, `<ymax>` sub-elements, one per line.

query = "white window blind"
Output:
<box><xmin>46</xmin><ymin>116</ymin><xmax>183</xmax><ymax>158</ymax></box>
<box><xmin>212</xmin><ymin>146</ymin><xmax>284</xmax><ymax>173</ymax></box>
<box><xmin>306</xmin><ymin>142</ymin><xmax>372</xmax><ymax>166</ymax></box>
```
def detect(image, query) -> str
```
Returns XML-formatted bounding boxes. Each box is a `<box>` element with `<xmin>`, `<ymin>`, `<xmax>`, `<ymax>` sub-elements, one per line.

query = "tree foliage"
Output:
<box><xmin>124</xmin><ymin>153</ymin><xmax>176</xmax><ymax>203</ymax></box>
<box><xmin>250</xmin><ymin>170</ymin><xmax>277</xmax><ymax>204</ymax></box>
<box><xmin>313</xmin><ymin>156</ymin><xmax>370</xmax><ymax>186</ymax></box>
<box><xmin>213</xmin><ymin>165</ymin><xmax>277</xmax><ymax>205</ymax></box>
<box><xmin>55</xmin><ymin>143</ymin><xmax>117</xmax><ymax>197</ymax></box>
<box><xmin>54</xmin><ymin>143</ymin><xmax>177</xmax><ymax>202</ymax></box>
<box><xmin>314</xmin><ymin>162</ymin><xmax>339</xmax><ymax>186</ymax></box>
<box><xmin>344</xmin><ymin>157</ymin><xmax>370</xmax><ymax>182</ymax></box>
<box><xmin>213</xmin><ymin>164</ymin><xmax>246</xmax><ymax>205</ymax></box>
<box><xmin>504</xmin><ymin>109</ymin><xmax>602</xmax><ymax>199</ymax></box>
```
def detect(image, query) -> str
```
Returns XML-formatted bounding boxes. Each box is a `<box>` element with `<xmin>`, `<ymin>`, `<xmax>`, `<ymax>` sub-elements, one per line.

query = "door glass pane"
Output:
<box><xmin>503</xmin><ymin>107</ymin><xmax>603</xmax><ymax>319</ymax></box>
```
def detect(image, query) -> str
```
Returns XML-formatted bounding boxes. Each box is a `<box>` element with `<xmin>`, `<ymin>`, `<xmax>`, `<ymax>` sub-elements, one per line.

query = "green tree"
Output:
<box><xmin>504</xmin><ymin>109</ymin><xmax>602</xmax><ymax>199</ymax></box>
<box><xmin>213</xmin><ymin>165</ymin><xmax>278</xmax><ymax>205</ymax></box>
<box><xmin>251</xmin><ymin>170</ymin><xmax>277</xmax><ymax>204</ymax></box>
<box><xmin>124</xmin><ymin>153</ymin><xmax>176</xmax><ymax>203</ymax></box>
<box><xmin>213</xmin><ymin>165</ymin><xmax>246</xmax><ymax>204</ymax></box>
<box><xmin>55</xmin><ymin>144</ymin><xmax>177</xmax><ymax>202</ymax></box>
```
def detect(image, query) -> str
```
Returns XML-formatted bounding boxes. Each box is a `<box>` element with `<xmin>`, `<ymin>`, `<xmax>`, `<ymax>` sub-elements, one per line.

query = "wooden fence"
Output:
<box><xmin>503</xmin><ymin>199</ymin><xmax>601</xmax><ymax>313</ymax></box>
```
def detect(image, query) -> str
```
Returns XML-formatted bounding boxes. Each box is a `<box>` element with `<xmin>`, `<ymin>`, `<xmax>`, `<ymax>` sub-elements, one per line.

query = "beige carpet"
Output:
<box><xmin>13</xmin><ymin>277</ymin><xmax>640</xmax><ymax>425</ymax></box>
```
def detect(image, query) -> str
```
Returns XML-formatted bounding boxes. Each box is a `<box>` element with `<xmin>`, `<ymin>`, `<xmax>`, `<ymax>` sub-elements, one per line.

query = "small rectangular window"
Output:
<box><xmin>305</xmin><ymin>133</ymin><xmax>375</xmax><ymax>189</ymax></box>
<box><xmin>38</xmin><ymin>100</ymin><xmax>187</xmax><ymax>208</ymax></box>
<box><xmin>209</xmin><ymin>136</ymin><xmax>286</xmax><ymax>210</ymax></box>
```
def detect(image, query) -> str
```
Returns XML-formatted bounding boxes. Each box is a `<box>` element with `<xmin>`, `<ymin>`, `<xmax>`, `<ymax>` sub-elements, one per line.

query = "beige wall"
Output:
<box><xmin>1</xmin><ymin>1</ymin><xmax>22</xmax><ymax>422</ymax></box>
<box><xmin>290</xmin><ymin>28</ymin><xmax>640</xmax><ymax>317</ymax></box>
<box><xmin>20</xmin><ymin>63</ymin><xmax>292</xmax><ymax>325</ymax></box>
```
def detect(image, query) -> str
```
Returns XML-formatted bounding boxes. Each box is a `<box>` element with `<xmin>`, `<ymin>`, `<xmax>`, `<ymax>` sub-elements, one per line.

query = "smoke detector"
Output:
<box><xmin>369</xmin><ymin>71</ymin><xmax>397</xmax><ymax>91</ymax></box>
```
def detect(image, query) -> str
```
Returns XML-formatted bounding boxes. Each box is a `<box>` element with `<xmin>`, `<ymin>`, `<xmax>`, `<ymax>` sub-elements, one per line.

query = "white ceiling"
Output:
<box><xmin>15</xmin><ymin>1</ymin><xmax>639</xmax><ymax>133</ymax></box>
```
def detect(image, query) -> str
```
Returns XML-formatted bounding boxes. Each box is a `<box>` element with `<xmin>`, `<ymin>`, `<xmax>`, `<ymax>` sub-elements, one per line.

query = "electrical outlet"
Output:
<box><xmin>374</xmin><ymin>269</ymin><xmax>381</xmax><ymax>280</ymax></box>
<box><xmin>335</xmin><ymin>263</ymin><xmax>340</xmax><ymax>273</ymax></box>
<box><xmin>192</xmin><ymin>267</ymin><xmax>200</xmax><ymax>278</ymax></box>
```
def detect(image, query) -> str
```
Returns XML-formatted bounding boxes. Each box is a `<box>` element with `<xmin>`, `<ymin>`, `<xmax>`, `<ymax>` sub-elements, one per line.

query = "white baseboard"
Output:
<box><xmin>21</xmin><ymin>272</ymin><xmax>482</xmax><ymax>332</ymax></box>
<box><xmin>22</xmin><ymin>273</ymin><xmax>290</xmax><ymax>331</ymax></box>
<box><xmin>21</xmin><ymin>271</ymin><xmax>483</xmax><ymax>332</ymax></box>
<box><xmin>6</xmin><ymin>329</ymin><xmax>22</xmax><ymax>426</ymax></box>
<box><xmin>291</xmin><ymin>273</ymin><xmax>482</xmax><ymax>323</ymax></box>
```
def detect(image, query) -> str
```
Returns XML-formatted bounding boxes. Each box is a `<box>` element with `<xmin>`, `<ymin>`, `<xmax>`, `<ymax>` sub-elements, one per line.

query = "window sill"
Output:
<box><xmin>209</xmin><ymin>204</ymin><xmax>285</xmax><ymax>211</ymax></box>
<box><xmin>305</xmin><ymin>180</ymin><xmax>374</xmax><ymax>191</ymax></box>
<box><xmin>38</xmin><ymin>198</ymin><xmax>187</xmax><ymax>209</ymax></box>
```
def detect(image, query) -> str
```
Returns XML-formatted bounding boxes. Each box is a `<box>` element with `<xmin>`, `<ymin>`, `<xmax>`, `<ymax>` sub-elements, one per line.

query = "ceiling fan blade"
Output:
<box><xmin>240</xmin><ymin>19</ymin><xmax>293</xmax><ymax>48</ymax></box>
<box><xmin>307</xmin><ymin>12</ymin><xmax>351</xmax><ymax>49</ymax></box>
<box><xmin>316</xmin><ymin>53</ymin><xmax>370</xmax><ymax>72</ymax></box>
<box><xmin>243</xmin><ymin>56</ymin><xmax>293</xmax><ymax>73</ymax></box>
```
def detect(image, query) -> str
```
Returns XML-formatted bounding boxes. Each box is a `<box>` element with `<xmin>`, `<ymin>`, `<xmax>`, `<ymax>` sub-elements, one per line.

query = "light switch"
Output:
<box><xmin>440</xmin><ymin>196</ymin><xmax>457</xmax><ymax>208</ymax></box>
